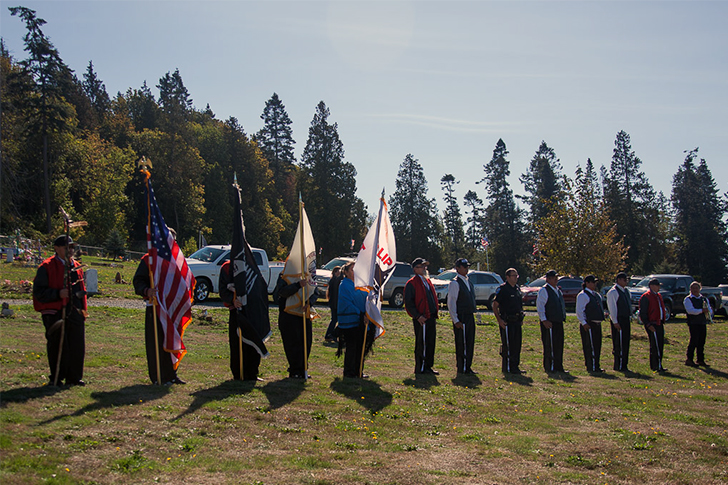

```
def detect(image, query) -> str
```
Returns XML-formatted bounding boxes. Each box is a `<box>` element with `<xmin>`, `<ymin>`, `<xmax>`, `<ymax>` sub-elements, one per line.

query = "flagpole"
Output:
<box><xmin>299</xmin><ymin>194</ymin><xmax>309</xmax><ymax>379</ymax></box>
<box><xmin>141</xmin><ymin>161</ymin><xmax>162</xmax><ymax>386</ymax></box>
<box><xmin>359</xmin><ymin>190</ymin><xmax>385</xmax><ymax>377</ymax></box>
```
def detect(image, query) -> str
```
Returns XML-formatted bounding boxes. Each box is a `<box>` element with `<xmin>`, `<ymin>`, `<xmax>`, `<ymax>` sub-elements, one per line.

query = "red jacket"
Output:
<box><xmin>639</xmin><ymin>290</ymin><xmax>667</xmax><ymax>325</ymax></box>
<box><xmin>33</xmin><ymin>255</ymin><xmax>87</xmax><ymax>314</ymax></box>
<box><xmin>404</xmin><ymin>275</ymin><xmax>438</xmax><ymax>320</ymax></box>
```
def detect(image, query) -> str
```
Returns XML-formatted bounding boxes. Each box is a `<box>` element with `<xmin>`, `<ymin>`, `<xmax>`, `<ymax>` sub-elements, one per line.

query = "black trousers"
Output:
<box><xmin>279</xmin><ymin>313</ymin><xmax>312</xmax><ymax>377</ymax></box>
<box><xmin>341</xmin><ymin>324</ymin><xmax>366</xmax><ymax>377</ymax></box>
<box><xmin>144</xmin><ymin>306</ymin><xmax>177</xmax><ymax>384</ymax></box>
<box><xmin>499</xmin><ymin>321</ymin><xmax>522</xmax><ymax>373</ymax></box>
<box><xmin>413</xmin><ymin>318</ymin><xmax>437</xmax><ymax>373</ymax></box>
<box><xmin>325</xmin><ymin>304</ymin><xmax>338</xmax><ymax>340</ymax></box>
<box><xmin>42</xmin><ymin>310</ymin><xmax>85</xmax><ymax>384</ymax></box>
<box><xmin>540</xmin><ymin>320</ymin><xmax>565</xmax><ymax>372</ymax></box>
<box><xmin>228</xmin><ymin>311</ymin><xmax>262</xmax><ymax>381</ymax></box>
<box><xmin>611</xmin><ymin>316</ymin><xmax>631</xmax><ymax>371</ymax></box>
<box><xmin>580</xmin><ymin>322</ymin><xmax>603</xmax><ymax>372</ymax></box>
<box><xmin>453</xmin><ymin>313</ymin><xmax>476</xmax><ymax>373</ymax></box>
<box><xmin>686</xmin><ymin>324</ymin><xmax>707</xmax><ymax>362</ymax></box>
<box><xmin>645</xmin><ymin>324</ymin><xmax>665</xmax><ymax>371</ymax></box>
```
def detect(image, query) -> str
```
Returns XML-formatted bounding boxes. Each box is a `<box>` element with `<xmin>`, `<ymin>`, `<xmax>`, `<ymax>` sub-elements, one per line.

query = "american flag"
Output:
<box><xmin>146</xmin><ymin>179</ymin><xmax>195</xmax><ymax>369</ymax></box>
<box><xmin>481</xmin><ymin>237</ymin><xmax>489</xmax><ymax>248</ymax></box>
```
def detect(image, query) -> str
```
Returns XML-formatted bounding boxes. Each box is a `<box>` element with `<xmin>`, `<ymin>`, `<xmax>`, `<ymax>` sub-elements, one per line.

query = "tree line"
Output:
<box><xmin>1</xmin><ymin>7</ymin><xmax>726</xmax><ymax>285</ymax></box>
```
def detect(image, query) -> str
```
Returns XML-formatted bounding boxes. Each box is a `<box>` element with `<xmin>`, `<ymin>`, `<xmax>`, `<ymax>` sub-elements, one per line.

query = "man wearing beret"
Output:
<box><xmin>447</xmin><ymin>258</ymin><xmax>477</xmax><ymax>375</ymax></box>
<box><xmin>576</xmin><ymin>275</ymin><xmax>606</xmax><ymax>373</ymax></box>
<box><xmin>404</xmin><ymin>257</ymin><xmax>440</xmax><ymax>375</ymax></box>
<box><xmin>33</xmin><ymin>236</ymin><xmax>88</xmax><ymax>386</ymax></box>
<box><xmin>606</xmin><ymin>272</ymin><xmax>632</xmax><ymax>372</ymax></box>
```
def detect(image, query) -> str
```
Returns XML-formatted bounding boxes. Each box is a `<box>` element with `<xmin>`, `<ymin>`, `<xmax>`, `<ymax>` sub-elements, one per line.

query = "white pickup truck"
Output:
<box><xmin>185</xmin><ymin>245</ymin><xmax>284</xmax><ymax>302</ymax></box>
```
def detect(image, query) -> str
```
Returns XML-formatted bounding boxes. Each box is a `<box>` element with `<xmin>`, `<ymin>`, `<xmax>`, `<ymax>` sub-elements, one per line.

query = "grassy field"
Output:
<box><xmin>1</xmin><ymin>293</ymin><xmax>726</xmax><ymax>485</ymax></box>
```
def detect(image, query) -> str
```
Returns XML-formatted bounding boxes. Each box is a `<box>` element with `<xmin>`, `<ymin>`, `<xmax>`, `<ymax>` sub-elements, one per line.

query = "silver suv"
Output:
<box><xmin>382</xmin><ymin>262</ymin><xmax>415</xmax><ymax>308</ymax></box>
<box><xmin>431</xmin><ymin>270</ymin><xmax>504</xmax><ymax>309</ymax></box>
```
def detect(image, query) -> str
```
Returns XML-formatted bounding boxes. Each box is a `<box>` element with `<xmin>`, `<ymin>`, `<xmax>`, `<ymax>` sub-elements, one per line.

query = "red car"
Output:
<box><xmin>521</xmin><ymin>276</ymin><xmax>584</xmax><ymax>306</ymax></box>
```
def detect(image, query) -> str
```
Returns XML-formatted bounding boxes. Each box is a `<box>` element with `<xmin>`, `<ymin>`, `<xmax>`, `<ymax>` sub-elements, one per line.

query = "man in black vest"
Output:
<box><xmin>606</xmin><ymin>272</ymin><xmax>632</xmax><ymax>372</ymax></box>
<box><xmin>576</xmin><ymin>275</ymin><xmax>606</xmax><ymax>373</ymax></box>
<box><xmin>536</xmin><ymin>270</ymin><xmax>567</xmax><ymax>374</ymax></box>
<box><xmin>683</xmin><ymin>281</ymin><xmax>712</xmax><ymax>367</ymax></box>
<box><xmin>492</xmin><ymin>267</ymin><xmax>525</xmax><ymax>374</ymax></box>
<box><xmin>447</xmin><ymin>258</ymin><xmax>477</xmax><ymax>375</ymax></box>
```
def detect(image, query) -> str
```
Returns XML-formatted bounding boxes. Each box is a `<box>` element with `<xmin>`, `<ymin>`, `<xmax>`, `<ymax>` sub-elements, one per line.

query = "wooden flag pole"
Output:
<box><xmin>141</xmin><ymin>159</ymin><xmax>162</xmax><ymax>385</ymax></box>
<box><xmin>299</xmin><ymin>196</ymin><xmax>309</xmax><ymax>379</ymax></box>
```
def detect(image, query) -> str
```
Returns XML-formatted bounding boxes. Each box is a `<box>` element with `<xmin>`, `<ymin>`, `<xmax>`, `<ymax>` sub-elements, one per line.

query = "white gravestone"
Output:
<box><xmin>85</xmin><ymin>268</ymin><xmax>99</xmax><ymax>295</ymax></box>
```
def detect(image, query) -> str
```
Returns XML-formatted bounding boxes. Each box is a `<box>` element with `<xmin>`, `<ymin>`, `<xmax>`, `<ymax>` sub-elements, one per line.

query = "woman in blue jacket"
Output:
<box><xmin>337</xmin><ymin>262</ymin><xmax>368</xmax><ymax>378</ymax></box>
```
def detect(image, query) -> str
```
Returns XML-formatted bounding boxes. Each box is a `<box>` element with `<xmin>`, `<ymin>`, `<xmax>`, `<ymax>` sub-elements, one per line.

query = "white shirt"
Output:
<box><xmin>576</xmin><ymin>288</ymin><xmax>602</xmax><ymax>326</ymax></box>
<box><xmin>536</xmin><ymin>283</ymin><xmax>560</xmax><ymax>321</ymax></box>
<box><xmin>606</xmin><ymin>284</ymin><xmax>629</xmax><ymax>321</ymax></box>
<box><xmin>684</xmin><ymin>293</ymin><xmax>713</xmax><ymax>317</ymax></box>
<box><xmin>447</xmin><ymin>273</ymin><xmax>469</xmax><ymax>323</ymax></box>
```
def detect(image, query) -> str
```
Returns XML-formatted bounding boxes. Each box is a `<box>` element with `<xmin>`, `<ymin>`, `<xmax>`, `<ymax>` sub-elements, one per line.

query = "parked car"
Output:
<box><xmin>431</xmin><ymin>270</ymin><xmax>504</xmax><ymax>309</ymax></box>
<box><xmin>185</xmin><ymin>245</ymin><xmax>284</xmax><ymax>302</ymax></box>
<box><xmin>626</xmin><ymin>274</ymin><xmax>723</xmax><ymax>318</ymax></box>
<box><xmin>381</xmin><ymin>262</ymin><xmax>415</xmax><ymax>308</ymax></box>
<box><xmin>521</xmin><ymin>276</ymin><xmax>584</xmax><ymax>307</ymax></box>
<box><xmin>718</xmin><ymin>285</ymin><xmax>728</xmax><ymax>317</ymax></box>
<box><xmin>313</xmin><ymin>256</ymin><xmax>357</xmax><ymax>300</ymax></box>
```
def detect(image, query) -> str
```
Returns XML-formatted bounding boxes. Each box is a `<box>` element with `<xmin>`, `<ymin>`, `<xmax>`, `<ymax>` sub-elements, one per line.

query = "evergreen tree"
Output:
<box><xmin>463</xmin><ymin>189</ymin><xmax>485</xmax><ymax>250</ymax></box>
<box><xmin>299</xmin><ymin>101</ymin><xmax>367</xmax><ymax>261</ymax></box>
<box><xmin>671</xmin><ymin>148</ymin><xmax>728</xmax><ymax>285</ymax></box>
<box><xmin>519</xmin><ymin>140</ymin><xmax>564</xmax><ymax>226</ymax></box>
<box><xmin>389</xmin><ymin>154</ymin><xmax>442</xmax><ymax>267</ymax></box>
<box><xmin>82</xmin><ymin>60</ymin><xmax>110</xmax><ymax>117</ymax></box>
<box><xmin>603</xmin><ymin>130</ymin><xmax>667</xmax><ymax>273</ymax></box>
<box><xmin>125</xmin><ymin>81</ymin><xmax>159</xmax><ymax>132</ymax></box>
<box><xmin>479</xmin><ymin>139</ymin><xmax>528</xmax><ymax>276</ymax></box>
<box><xmin>440</xmin><ymin>173</ymin><xmax>465</xmax><ymax>260</ymax></box>
<box><xmin>9</xmin><ymin>6</ymin><xmax>76</xmax><ymax>232</ymax></box>
<box><xmin>104</xmin><ymin>228</ymin><xmax>126</xmax><ymax>259</ymax></box>
<box><xmin>157</xmin><ymin>69</ymin><xmax>192</xmax><ymax>133</ymax></box>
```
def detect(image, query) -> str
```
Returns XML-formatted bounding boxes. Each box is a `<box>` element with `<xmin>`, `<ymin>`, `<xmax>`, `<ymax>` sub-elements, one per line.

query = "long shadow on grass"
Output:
<box><xmin>697</xmin><ymin>366</ymin><xmax>728</xmax><ymax>379</ymax></box>
<box><xmin>260</xmin><ymin>377</ymin><xmax>306</xmax><ymax>411</ymax></box>
<box><xmin>502</xmin><ymin>373</ymin><xmax>534</xmax><ymax>386</ymax></box>
<box><xmin>173</xmin><ymin>380</ymin><xmax>257</xmax><ymax>420</ymax></box>
<box><xmin>450</xmin><ymin>373</ymin><xmax>482</xmax><ymax>388</ymax></box>
<box><xmin>330</xmin><ymin>378</ymin><xmax>393</xmax><ymax>413</ymax></box>
<box><xmin>402</xmin><ymin>373</ymin><xmax>440</xmax><ymax>390</ymax></box>
<box><xmin>38</xmin><ymin>384</ymin><xmax>170</xmax><ymax>424</ymax></box>
<box><xmin>0</xmin><ymin>385</ymin><xmax>64</xmax><ymax>407</ymax></box>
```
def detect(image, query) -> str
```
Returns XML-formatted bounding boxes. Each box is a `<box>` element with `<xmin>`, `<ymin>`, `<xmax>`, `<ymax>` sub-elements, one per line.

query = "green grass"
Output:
<box><xmin>0</xmin><ymin>300</ymin><xmax>727</xmax><ymax>484</ymax></box>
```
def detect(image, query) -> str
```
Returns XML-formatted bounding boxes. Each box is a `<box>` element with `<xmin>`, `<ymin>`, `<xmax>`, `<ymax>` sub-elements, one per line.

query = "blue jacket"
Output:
<box><xmin>337</xmin><ymin>278</ymin><xmax>367</xmax><ymax>328</ymax></box>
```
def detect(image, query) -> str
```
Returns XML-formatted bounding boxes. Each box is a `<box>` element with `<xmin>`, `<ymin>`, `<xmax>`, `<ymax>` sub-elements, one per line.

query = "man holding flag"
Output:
<box><xmin>278</xmin><ymin>196</ymin><xmax>318</xmax><ymax>379</ymax></box>
<box><xmin>218</xmin><ymin>178</ymin><xmax>271</xmax><ymax>381</ymax></box>
<box><xmin>133</xmin><ymin>162</ymin><xmax>195</xmax><ymax>385</ymax></box>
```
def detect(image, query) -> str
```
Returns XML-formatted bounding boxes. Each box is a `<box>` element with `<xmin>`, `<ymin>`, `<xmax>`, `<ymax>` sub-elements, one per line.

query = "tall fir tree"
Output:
<box><xmin>389</xmin><ymin>154</ymin><xmax>442</xmax><ymax>268</ymax></box>
<box><xmin>82</xmin><ymin>60</ymin><xmax>110</xmax><ymax>118</ymax></box>
<box><xmin>519</xmin><ymin>140</ymin><xmax>564</xmax><ymax>227</ymax></box>
<box><xmin>602</xmin><ymin>130</ymin><xmax>667</xmax><ymax>273</ymax></box>
<box><xmin>671</xmin><ymin>148</ymin><xmax>728</xmax><ymax>285</ymax></box>
<box><xmin>440</xmin><ymin>174</ymin><xmax>465</xmax><ymax>261</ymax></box>
<box><xmin>479</xmin><ymin>139</ymin><xmax>528</xmax><ymax>276</ymax></box>
<box><xmin>463</xmin><ymin>189</ymin><xmax>485</xmax><ymax>251</ymax></box>
<box><xmin>299</xmin><ymin>101</ymin><xmax>367</xmax><ymax>262</ymax></box>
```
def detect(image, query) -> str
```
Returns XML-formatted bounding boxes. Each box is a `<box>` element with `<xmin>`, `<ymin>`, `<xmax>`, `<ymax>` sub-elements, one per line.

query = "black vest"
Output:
<box><xmin>584</xmin><ymin>290</ymin><xmax>604</xmax><ymax>322</ymax></box>
<box><xmin>456</xmin><ymin>277</ymin><xmax>476</xmax><ymax>317</ymax></box>
<box><xmin>686</xmin><ymin>295</ymin><xmax>707</xmax><ymax>325</ymax></box>
<box><xmin>615</xmin><ymin>285</ymin><xmax>631</xmax><ymax>318</ymax></box>
<box><xmin>544</xmin><ymin>285</ymin><xmax>565</xmax><ymax>322</ymax></box>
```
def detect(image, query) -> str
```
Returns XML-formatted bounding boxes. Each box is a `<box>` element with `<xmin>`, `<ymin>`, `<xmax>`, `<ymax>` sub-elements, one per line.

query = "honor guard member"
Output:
<box><xmin>576</xmin><ymin>275</ymin><xmax>606</xmax><ymax>373</ymax></box>
<box><xmin>492</xmin><ymin>268</ymin><xmax>525</xmax><ymax>374</ymax></box>
<box><xmin>683</xmin><ymin>281</ymin><xmax>712</xmax><ymax>368</ymax></box>
<box><xmin>447</xmin><ymin>258</ymin><xmax>477</xmax><ymax>375</ymax></box>
<box><xmin>639</xmin><ymin>278</ymin><xmax>668</xmax><ymax>372</ymax></box>
<box><xmin>404</xmin><ymin>257</ymin><xmax>440</xmax><ymax>375</ymax></box>
<box><xmin>606</xmin><ymin>272</ymin><xmax>632</xmax><ymax>372</ymax></box>
<box><xmin>536</xmin><ymin>270</ymin><xmax>568</xmax><ymax>374</ymax></box>
<box><xmin>33</xmin><ymin>236</ymin><xmax>88</xmax><ymax>386</ymax></box>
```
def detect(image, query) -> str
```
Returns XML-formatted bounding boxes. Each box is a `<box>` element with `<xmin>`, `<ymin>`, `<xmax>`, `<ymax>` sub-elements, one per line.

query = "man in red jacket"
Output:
<box><xmin>33</xmin><ymin>236</ymin><xmax>87</xmax><ymax>386</ymax></box>
<box><xmin>639</xmin><ymin>278</ymin><xmax>668</xmax><ymax>372</ymax></box>
<box><xmin>404</xmin><ymin>257</ymin><xmax>440</xmax><ymax>375</ymax></box>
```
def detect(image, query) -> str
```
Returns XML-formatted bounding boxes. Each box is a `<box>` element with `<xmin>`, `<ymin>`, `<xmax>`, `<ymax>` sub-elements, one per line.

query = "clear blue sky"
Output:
<box><xmin>2</xmin><ymin>0</ymin><xmax>726</xmax><ymax>215</ymax></box>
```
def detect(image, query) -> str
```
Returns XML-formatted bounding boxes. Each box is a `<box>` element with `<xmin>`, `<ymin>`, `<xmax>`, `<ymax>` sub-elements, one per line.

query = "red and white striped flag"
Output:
<box><xmin>145</xmin><ymin>176</ymin><xmax>195</xmax><ymax>369</ymax></box>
